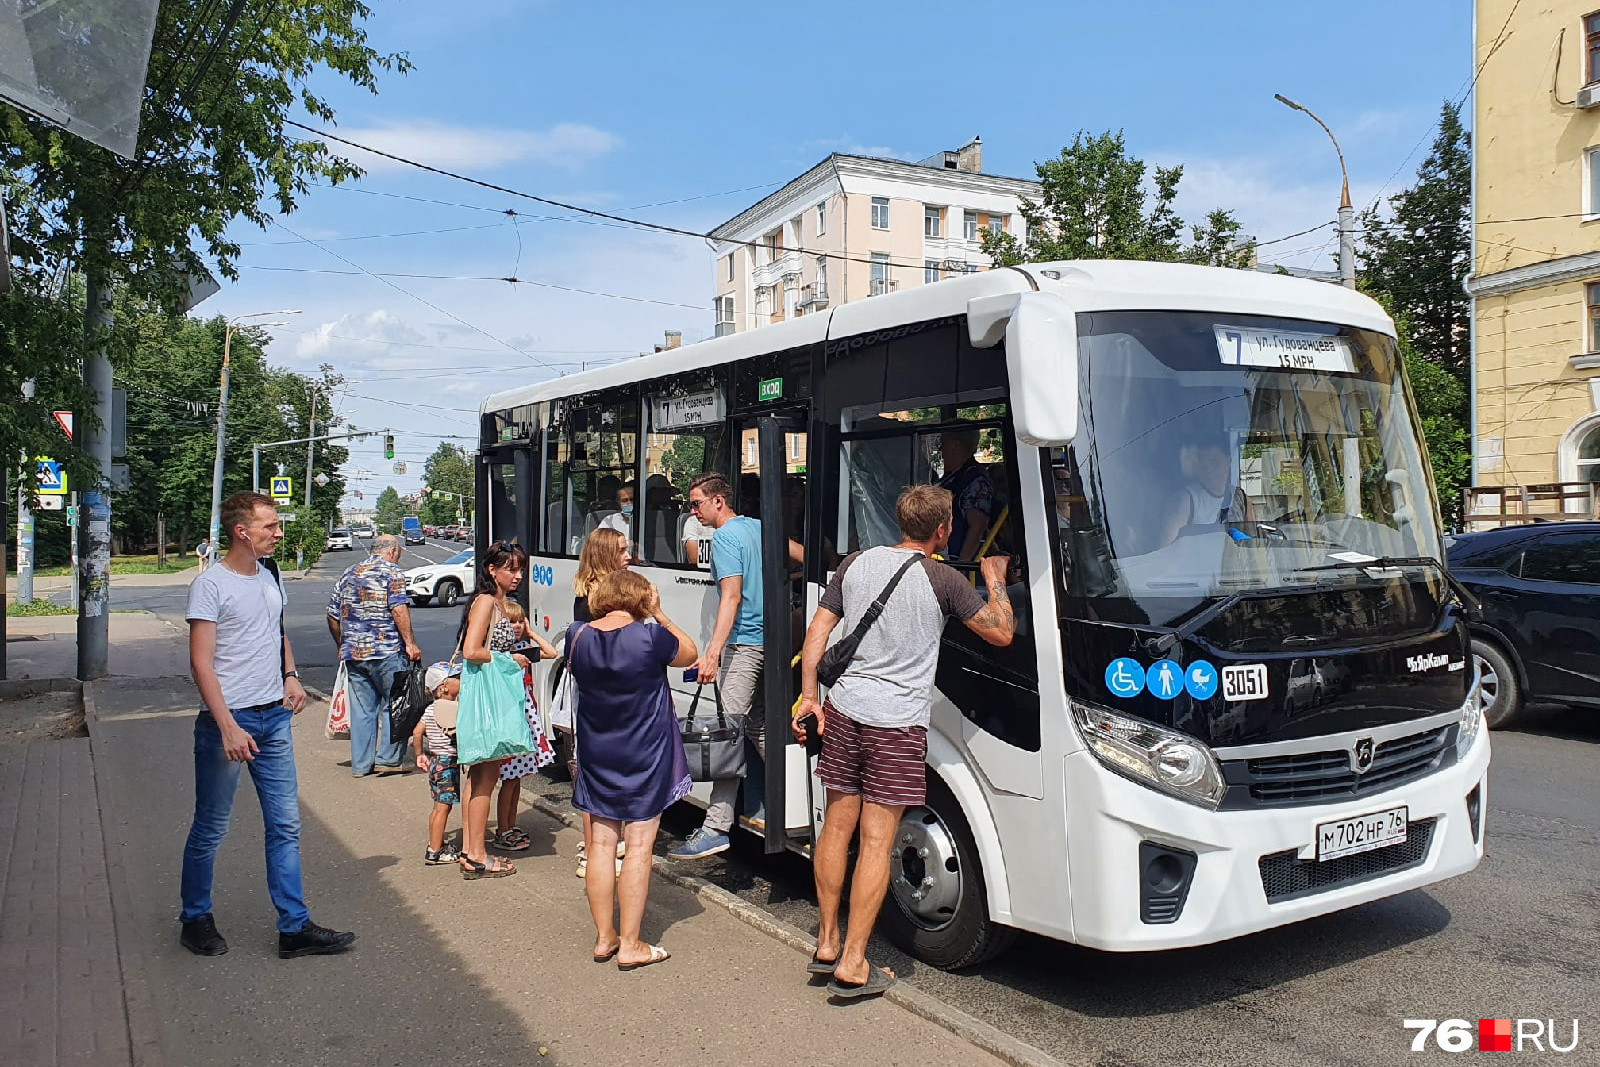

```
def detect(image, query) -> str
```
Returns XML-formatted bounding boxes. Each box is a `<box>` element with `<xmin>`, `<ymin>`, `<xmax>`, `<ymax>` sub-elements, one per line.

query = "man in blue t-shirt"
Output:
<box><xmin>669</xmin><ymin>471</ymin><xmax>766</xmax><ymax>860</ymax></box>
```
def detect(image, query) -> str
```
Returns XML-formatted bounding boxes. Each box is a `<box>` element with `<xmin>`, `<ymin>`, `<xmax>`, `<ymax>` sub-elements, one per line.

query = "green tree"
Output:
<box><xmin>981</xmin><ymin>131</ymin><xmax>1251</xmax><ymax>268</ymax></box>
<box><xmin>420</xmin><ymin>442</ymin><xmax>473</xmax><ymax>525</ymax></box>
<box><xmin>374</xmin><ymin>486</ymin><xmax>404</xmax><ymax>532</ymax></box>
<box><xmin>660</xmin><ymin>436</ymin><xmax>706</xmax><ymax>491</ymax></box>
<box><xmin>1357</xmin><ymin>102</ymin><xmax>1471</xmax><ymax>386</ymax></box>
<box><xmin>0</xmin><ymin>0</ymin><xmax>408</xmax><ymax>480</ymax></box>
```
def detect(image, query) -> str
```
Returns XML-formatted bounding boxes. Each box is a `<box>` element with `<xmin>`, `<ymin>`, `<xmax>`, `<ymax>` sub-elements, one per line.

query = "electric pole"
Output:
<box><xmin>1274</xmin><ymin>93</ymin><xmax>1356</xmax><ymax>290</ymax></box>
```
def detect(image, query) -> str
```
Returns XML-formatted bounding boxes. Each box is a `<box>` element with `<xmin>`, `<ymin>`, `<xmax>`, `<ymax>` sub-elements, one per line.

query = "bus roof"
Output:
<box><xmin>481</xmin><ymin>260</ymin><xmax>1394</xmax><ymax>415</ymax></box>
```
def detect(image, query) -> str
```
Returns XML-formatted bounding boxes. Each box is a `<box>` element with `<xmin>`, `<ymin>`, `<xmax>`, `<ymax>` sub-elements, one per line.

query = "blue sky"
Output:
<box><xmin>210</xmin><ymin>0</ymin><xmax>1474</xmax><ymax>503</ymax></box>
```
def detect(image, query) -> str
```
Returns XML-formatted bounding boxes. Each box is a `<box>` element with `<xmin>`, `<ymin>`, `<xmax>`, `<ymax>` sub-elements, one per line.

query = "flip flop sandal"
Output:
<box><xmin>493</xmin><ymin>830</ymin><xmax>531</xmax><ymax>851</ymax></box>
<box><xmin>827</xmin><ymin>965</ymin><xmax>896</xmax><ymax>1000</ymax></box>
<box><xmin>617</xmin><ymin>945</ymin><xmax>671</xmax><ymax>972</ymax></box>
<box><xmin>460</xmin><ymin>855</ymin><xmax>516</xmax><ymax>880</ymax></box>
<box><xmin>806</xmin><ymin>949</ymin><xmax>839</xmax><ymax>975</ymax></box>
<box><xmin>593</xmin><ymin>945</ymin><xmax>620</xmax><ymax>963</ymax></box>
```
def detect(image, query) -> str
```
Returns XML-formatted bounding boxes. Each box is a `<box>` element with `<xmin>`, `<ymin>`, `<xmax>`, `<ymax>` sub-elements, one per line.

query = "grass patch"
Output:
<box><xmin>8</xmin><ymin>554</ymin><xmax>197</xmax><ymax>578</ymax></box>
<box><xmin>6</xmin><ymin>599</ymin><xmax>75</xmax><ymax>618</ymax></box>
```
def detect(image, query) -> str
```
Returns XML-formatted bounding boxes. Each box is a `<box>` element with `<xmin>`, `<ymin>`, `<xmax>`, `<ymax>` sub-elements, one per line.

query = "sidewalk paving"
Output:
<box><xmin>1</xmin><ymin>596</ymin><xmax>1023</xmax><ymax>1067</ymax></box>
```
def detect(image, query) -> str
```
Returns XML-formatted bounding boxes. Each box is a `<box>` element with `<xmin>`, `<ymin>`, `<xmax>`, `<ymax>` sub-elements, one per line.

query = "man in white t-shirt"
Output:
<box><xmin>792</xmin><ymin>484</ymin><xmax>1014</xmax><ymax>998</ymax></box>
<box><xmin>179</xmin><ymin>491</ymin><xmax>355</xmax><ymax>960</ymax></box>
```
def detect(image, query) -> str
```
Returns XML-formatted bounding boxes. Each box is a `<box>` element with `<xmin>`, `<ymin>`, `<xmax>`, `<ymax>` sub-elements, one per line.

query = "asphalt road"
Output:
<box><xmin>117</xmin><ymin>536</ymin><xmax>1600</xmax><ymax>1065</ymax></box>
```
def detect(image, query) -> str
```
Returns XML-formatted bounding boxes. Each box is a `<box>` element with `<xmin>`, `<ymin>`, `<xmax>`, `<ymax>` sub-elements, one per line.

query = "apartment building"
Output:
<box><xmin>1465</xmin><ymin>1</ymin><xmax>1600</xmax><ymax>505</ymax></box>
<box><xmin>708</xmin><ymin>137</ymin><xmax>1039</xmax><ymax>335</ymax></box>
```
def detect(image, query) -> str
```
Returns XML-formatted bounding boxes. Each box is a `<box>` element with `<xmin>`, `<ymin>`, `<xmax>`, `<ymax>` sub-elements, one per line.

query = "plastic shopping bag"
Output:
<box><xmin>387</xmin><ymin>664</ymin><xmax>428</xmax><ymax>748</ymax></box>
<box><xmin>325</xmin><ymin>661</ymin><xmax>351</xmax><ymax>740</ymax></box>
<box><xmin>456</xmin><ymin>651</ymin><xmax>535</xmax><ymax>766</ymax></box>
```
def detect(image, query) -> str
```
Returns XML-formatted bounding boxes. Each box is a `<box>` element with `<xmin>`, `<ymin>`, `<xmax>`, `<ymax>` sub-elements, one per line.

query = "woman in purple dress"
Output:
<box><xmin>567</xmin><ymin>569</ymin><xmax>697</xmax><ymax>970</ymax></box>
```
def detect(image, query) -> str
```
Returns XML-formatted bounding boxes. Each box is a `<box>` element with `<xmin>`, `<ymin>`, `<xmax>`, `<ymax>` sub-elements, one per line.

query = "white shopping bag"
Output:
<box><xmin>325</xmin><ymin>661</ymin><xmax>352</xmax><ymax>739</ymax></box>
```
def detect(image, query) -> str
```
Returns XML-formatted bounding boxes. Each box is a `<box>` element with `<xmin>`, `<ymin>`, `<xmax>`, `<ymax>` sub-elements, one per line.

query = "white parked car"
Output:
<box><xmin>404</xmin><ymin>548</ymin><xmax>474</xmax><ymax>607</ymax></box>
<box><xmin>325</xmin><ymin>528</ymin><xmax>353</xmax><ymax>551</ymax></box>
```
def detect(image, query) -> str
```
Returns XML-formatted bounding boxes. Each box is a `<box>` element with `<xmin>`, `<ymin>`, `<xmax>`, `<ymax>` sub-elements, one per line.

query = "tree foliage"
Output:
<box><xmin>982</xmin><ymin>131</ymin><xmax>1251</xmax><ymax>268</ymax></box>
<box><xmin>420</xmin><ymin>443</ymin><xmax>473</xmax><ymax>525</ymax></box>
<box><xmin>0</xmin><ymin>0</ymin><xmax>407</xmax><ymax>487</ymax></box>
<box><xmin>374</xmin><ymin>486</ymin><xmax>404</xmax><ymax>532</ymax></box>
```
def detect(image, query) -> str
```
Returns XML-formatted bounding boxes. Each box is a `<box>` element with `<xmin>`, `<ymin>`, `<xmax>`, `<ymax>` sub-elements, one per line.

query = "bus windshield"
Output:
<box><xmin>1052</xmin><ymin>310</ymin><xmax>1444</xmax><ymax>632</ymax></box>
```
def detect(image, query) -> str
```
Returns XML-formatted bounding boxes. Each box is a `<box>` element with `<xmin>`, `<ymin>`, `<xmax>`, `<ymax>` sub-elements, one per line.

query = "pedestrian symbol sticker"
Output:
<box><xmin>269</xmin><ymin>476</ymin><xmax>293</xmax><ymax>500</ymax></box>
<box><xmin>1147</xmin><ymin>659</ymin><xmax>1182</xmax><ymax>700</ymax></box>
<box><xmin>1105</xmin><ymin>658</ymin><xmax>1145</xmax><ymax>699</ymax></box>
<box><xmin>1184</xmin><ymin>660</ymin><xmax>1219</xmax><ymax>700</ymax></box>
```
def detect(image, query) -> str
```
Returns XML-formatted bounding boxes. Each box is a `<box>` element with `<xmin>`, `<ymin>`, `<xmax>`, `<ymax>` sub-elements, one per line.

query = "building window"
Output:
<box><xmin>1587</xmin><ymin>11</ymin><xmax>1600</xmax><ymax>83</ymax></box>
<box><xmin>871</xmin><ymin>197</ymin><xmax>890</xmax><ymax>229</ymax></box>
<box><xmin>1579</xmin><ymin>423</ymin><xmax>1600</xmax><ymax>484</ymax></box>
<box><xmin>924</xmin><ymin>259</ymin><xmax>941</xmax><ymax>284</ymax></box>
<box><xmin>725</xmin><ymin>253</ymin><xmax>734</xmax><ymax>281</ymax></box>
<box><xmin>788</xmin><ymin>433</ymin><xmax>802</xmax><ymax>460</ymax></box>
<box><xmin>870</xmin><ymin>252</ymin><xmax>890</xmax><ymax>294</ymax></box>
<box><xmin>816</xmin><ymin>201</ymin><xmax>827</xmax><ymax>236</ymax></box>
<box><xmin>1588</xmin><ymin>282</ymin><xmax>1600</xmax><ymax>352</ymax></box>
<box><xmin>924</xmin><ymin>205</ymin><xmax>941</xmax><ymax>238</ymax></box>
<box><xmin>755</xmin><ymin>286</ymin><xmax>771</xmax><ymax>317</ymax></box>
<box><xmin>1588</xmin><ymin>147</ymin><xmax>1600</xmax><ymax>220</ymax></box>
<box><xmin>816</xmin><ymin>256</ymin><xmax>828</xmax><ymax>299</ymax></box>
<box><xmin>715</xmin><ymin>295</ymin><xmax>734</xmax><ymax>324</ymax></box>
<box><xmin>744</xmin><ymin>435</ymin><xmax>757</xmax><ymax>468</ymax></box>
<box><xmin>988</xmin><ymin>213</ymin><xmax>1006</xmax><ymax>236</ymax></box>
<box><xmin>963</xmin><ymin>210</ymin><xmax>978</xmax><ymax>241</ymax></box>
<box><xmin>766</xmin><ymin>231</ymin><xmax>781</xmax><ymax>261</ymax></box>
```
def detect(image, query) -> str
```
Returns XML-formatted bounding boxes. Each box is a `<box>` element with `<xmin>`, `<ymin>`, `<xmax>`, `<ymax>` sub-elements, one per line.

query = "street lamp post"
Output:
<box><xmin>1274</xmin><ymin>94</ymin><xmax>1356</xmax><ymax>290</ymax></box>
<box><xmin>207</xmin><ymin>310</ymin><xmax>299</xmax><ymax>550</ymax></box>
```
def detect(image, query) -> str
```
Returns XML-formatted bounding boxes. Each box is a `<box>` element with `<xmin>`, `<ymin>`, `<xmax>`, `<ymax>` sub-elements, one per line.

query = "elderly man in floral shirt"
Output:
<box><xmin>327</xmin><ymin>534</ymin><xmax>422</xmax><ymax>776</ymax></box>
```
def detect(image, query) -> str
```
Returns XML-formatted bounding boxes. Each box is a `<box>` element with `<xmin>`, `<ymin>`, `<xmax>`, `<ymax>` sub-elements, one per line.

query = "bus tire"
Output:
<box><xmin>880</xmin><ymin>777</ymin><xmax>1016</xmax><ymax>970</ymax></box>
<box><xmin>435</xmin><ymin>579</ymin><xmax>462</xmax><ymax>608</ymax></box>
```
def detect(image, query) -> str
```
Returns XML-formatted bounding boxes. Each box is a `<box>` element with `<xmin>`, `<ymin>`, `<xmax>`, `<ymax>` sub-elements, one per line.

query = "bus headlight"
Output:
<box><xmin>1456</xmin><ymin>665</ymin><xmax>1484</xmax><ymax>760</ymax></box>
<box><xmin>1072</xmin><ymin>703</ymin><xmax>1226</xmax><ymax>809</ymax></box>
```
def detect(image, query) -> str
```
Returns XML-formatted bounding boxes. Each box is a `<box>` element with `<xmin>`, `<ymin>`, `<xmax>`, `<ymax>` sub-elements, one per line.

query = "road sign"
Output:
<box><xmin>277</xmin><ymin>512</ymin><xmax>297</xmax><ymax>523</ymax></box>
<box><xmin>54</xmin><ymin>411</ymin><xmax>73</xmax><ymax>438</ymax></box>
<box><xmin>35</xmin><ymin>458</ymin><xmax>67</xmax><ymax>495</ymax></box>
<box><xmin>37</xmin><ymin>495</ymin><xmax>65</xmax><ymax>511</ymax></box>
<box><xmin>269</xmin><ymin>475</ymin><xmax>293</xmax><ymax>500</ymax></box>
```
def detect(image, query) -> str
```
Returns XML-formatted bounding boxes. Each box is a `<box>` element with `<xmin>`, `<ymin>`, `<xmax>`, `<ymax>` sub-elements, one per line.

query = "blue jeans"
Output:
<box><xmin>346</xmin><ymin>652</ymin><xmax>408</xmax><ymax>776</ymax></box>
<box><xmin>180</xmin><ymin>704</ymin><xmax>310</xmax><ymax>934</ymax></box>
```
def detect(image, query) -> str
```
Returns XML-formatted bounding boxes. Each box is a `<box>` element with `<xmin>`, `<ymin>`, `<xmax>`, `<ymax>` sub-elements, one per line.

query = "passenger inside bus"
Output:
<box><xmin>936</xmin><ymin>428</ymin><xmax>994</xmax><ymax>561</ymax></box>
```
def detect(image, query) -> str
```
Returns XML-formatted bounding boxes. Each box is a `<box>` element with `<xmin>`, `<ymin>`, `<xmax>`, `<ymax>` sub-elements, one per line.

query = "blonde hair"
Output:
<box><xmin>502</xmin><ymin>600</ymin><xmax>526</xmax><ymax>624</ymax></box>
<box><xmin>573</xmin><ymin>527</ymin><xmax>628</xmax><ymax>597</ymax></box>
<box><xmin>897</xmin><ymin>484</ymin><xmax>953</xmax><ymax>541</ymax></box>
<box><xmin>588</xmin><ymin>569</ymin><xmax>655</xmax><ymax>620</ymax></box>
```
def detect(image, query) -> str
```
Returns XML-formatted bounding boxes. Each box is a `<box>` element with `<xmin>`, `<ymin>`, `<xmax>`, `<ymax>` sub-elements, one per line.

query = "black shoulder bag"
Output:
<box><xmin>680</xmin><ymin>683</ymin><xmax>746</xmax><ymax>782</ymax></box>
<box><xmin>817</xmin><ymin>552</ymin><xmax>922</xmax><ymax>688</ymax></box>
<box><xmin>260</xmin><ymin>556</ymin><xmax>288</xmax><ymax>677</ymax></box>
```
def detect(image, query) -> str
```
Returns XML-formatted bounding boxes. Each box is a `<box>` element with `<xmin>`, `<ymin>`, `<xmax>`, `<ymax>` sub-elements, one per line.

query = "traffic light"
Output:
<box><xmin>383</xmin><ymin>433</ymin><xmax>394</xmax><ymax>459</ymax></box>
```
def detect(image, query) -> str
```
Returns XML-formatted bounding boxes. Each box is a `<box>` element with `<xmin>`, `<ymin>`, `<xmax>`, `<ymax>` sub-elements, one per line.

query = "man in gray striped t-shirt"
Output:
<box><xmin>793</xmin><ymin>484</ymin><xmax>1014</xmax><ymax>998</ymax></box>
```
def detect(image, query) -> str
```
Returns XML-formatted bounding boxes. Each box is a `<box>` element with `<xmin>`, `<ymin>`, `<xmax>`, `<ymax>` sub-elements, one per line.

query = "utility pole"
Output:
<box><xmin>1274</xmin><ymin>93</ymin><xmax>1356</xmax><ymax>290</ymax></box>
<box><xmin>14</xmin><ymin>379</ymin><xmax>35</xmax><ymax>607</ymax></box>
<box><xmin>78</xmin><ymin>271</ymin><xmax>113</xmax><ymax>679</ymax></box>
<box><xmin>303</xmin><ymin>386</ymin><xmax>316</xmax><ymax>508</ymax></box>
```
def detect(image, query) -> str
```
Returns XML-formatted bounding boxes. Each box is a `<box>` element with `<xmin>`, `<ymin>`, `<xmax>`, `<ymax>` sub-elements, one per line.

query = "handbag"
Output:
<box><xmin>817</xmin><ymin>552</ymin><xmax>922</xmax><ymax>688</ymax></box>
<box><xmin>679</xmin><ymin>683</ymin><xmax>746</xmax><ymax>782</ymax></box>
<box><xmin>547</xmin><ymin>625</ymin><xmax>587</xmax><ymax>733</ymax></box>
<box><xmin>431</xmin><ymin>698</ymin><xmax>458</xmax><ymax>737</ymax></box>
<box><xmin>456</xmin><ymin>651</ymin><xmax>536</xmax><ymax>765</ymax></box>
<box><xmin>387</xmin><ymin>663</ymin><xmax>428</xmax><ymax>747</ymax></box>
<box><xmin>325</xmin><ymin>661</ymin><xmax>351</xmax><ymax>739</ymax></box>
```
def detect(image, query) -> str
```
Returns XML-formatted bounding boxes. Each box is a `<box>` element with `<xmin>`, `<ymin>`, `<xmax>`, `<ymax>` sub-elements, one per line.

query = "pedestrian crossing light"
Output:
<box><xmin>383</xmin><ymin>433</ymin><xmax>394</xmax><ymax>460</ymax></box>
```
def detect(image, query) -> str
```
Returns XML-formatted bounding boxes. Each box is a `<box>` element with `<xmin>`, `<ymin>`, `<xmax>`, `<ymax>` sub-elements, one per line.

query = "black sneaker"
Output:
<box><xmin>180</xmin><ymin>914</ymin><xmax>228</xmax><ymax>956</ymax></box>
<box><xmin>278</xmin><ymin>920</ymin><xmax>356</xmax><ymax>959</ymax></box>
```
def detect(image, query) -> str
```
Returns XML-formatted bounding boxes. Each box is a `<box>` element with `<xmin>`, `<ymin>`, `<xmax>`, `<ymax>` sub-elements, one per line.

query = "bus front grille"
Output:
<box><xmin>1258</xmin><ymin>818</ymin><xmax>1436</xmax><ymax>903</ymax></box>
<box><xmin>1220</xmin><ymin>725</ymin><xmax>1454</xmax><ymax>809</ymax></box>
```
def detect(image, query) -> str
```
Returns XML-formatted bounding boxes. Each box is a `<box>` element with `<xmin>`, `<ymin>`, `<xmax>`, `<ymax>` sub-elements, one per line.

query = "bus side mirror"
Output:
<box><xmin>968</xmin><ymin>291</ymin><xmax>1080</xmax><ymax>446</ymax></box>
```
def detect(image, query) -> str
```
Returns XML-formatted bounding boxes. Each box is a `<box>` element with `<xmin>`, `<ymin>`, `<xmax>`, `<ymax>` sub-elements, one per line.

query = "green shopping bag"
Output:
<box><xmin>456</xmin><ymin>651</ymin><xmax>535</xmax><ymax>765</ymax></box>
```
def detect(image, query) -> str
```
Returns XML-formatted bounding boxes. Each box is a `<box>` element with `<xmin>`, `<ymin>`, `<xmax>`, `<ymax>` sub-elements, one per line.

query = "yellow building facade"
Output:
<box><xmin>1467</xmin><ymin>1</ymin><xmax>1600</xmax><ymax>510</ymax></box>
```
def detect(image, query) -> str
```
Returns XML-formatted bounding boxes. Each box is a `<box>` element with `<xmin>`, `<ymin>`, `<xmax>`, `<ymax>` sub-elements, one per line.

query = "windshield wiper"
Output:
<box><xmin>1295</xmin><ymin>555</ymin><xmax>1482</xmax><ymax>617</ymax></box>
<box><xmin>1143</xmin><ymin>591</ymin><xmax>1247</xmax><ymax>659</ymax></box>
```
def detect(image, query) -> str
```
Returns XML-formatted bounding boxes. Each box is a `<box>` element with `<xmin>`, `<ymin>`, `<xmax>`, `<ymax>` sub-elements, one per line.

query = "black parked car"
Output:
<box><xmin>1446</xmin><ymin>521</ymin><xmax>1600</xmax><ymax>727</ymax></box>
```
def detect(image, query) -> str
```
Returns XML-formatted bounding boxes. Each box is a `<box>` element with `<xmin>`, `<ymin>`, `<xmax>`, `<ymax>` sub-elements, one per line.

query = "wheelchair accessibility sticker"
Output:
<box><xmin>1104</xmin><ymin>658</ymin><xmax>1145</xmax><ymax>699</ymax></box>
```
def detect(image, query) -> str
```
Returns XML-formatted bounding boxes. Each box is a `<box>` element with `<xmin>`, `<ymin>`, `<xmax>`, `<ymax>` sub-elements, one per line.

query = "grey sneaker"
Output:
<box><xmin>668</xmin><ymin>827</ymin><xmax>729</xmax><ymax>860</ymax></box>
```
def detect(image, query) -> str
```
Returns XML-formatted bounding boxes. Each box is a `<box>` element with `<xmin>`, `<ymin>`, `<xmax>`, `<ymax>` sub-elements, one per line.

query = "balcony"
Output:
<box><xmin>800</xmin><ymin>283</ymin><xmax>828</xmax><ymax>308</ymax></box>
<box><xmin>870</xmin><ymin>278</ymin><xmax>898</xmax><ymax>296</ymax></box>
<box><xmin>752</xmin><ymin>250</ymin><xmax>804</xmax><ymax>290</ymax></box>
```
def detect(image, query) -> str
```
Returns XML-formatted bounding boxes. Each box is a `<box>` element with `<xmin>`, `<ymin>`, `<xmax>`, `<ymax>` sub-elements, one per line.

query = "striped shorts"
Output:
<box><xmin>817</xmin><ymin>702</ymin><xmax>927</xmax><ymax>808</ymax></box>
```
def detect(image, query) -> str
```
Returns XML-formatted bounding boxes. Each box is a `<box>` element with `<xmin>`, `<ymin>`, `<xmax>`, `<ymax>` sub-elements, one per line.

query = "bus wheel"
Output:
<box><xmin>881</xmin><ymin>779</ymin><xmax>1016</xmax><ymax>970</ymax></box>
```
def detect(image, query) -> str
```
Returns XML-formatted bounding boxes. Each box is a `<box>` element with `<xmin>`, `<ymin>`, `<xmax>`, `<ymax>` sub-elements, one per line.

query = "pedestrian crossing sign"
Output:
<box><xmin>269</xmin><ymin>476</ymin><xmax>293</xmax><ymax>500</ymax></box>
<box><xmin>35</xmin><ymin>458</ymin><xmax>67</xmax><ymax>495</ymax></box>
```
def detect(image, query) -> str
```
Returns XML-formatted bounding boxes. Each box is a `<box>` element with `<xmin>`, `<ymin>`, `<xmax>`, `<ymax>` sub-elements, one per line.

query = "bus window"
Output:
<box><xmin>487</xmin><ymin>459</ymin><xmax>518</xmax><ymax>546</ymax></box>
<box><xmin>642</xmin><ymin>421</ymin><xmax>729</xmax><ymax>566</ymax></box>
<box><xmin>543</xmin><ymin>392</ymin><xmax>638</xmax><ymax>556</ymax></box>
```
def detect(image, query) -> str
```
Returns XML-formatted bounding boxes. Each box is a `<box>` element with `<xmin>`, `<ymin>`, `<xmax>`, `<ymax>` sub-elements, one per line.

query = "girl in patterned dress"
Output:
<box><xmin>491</xmin><ymin>599</ymin><xmax>557</xmax><ymax>850</ymax></box>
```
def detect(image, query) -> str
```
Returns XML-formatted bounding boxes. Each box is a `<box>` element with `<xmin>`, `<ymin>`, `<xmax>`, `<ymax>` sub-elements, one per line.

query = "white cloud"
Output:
<box><xmin>332</xmin><ymin>119</ymin><xmax>621</xmax><ymax>172</ymax></box>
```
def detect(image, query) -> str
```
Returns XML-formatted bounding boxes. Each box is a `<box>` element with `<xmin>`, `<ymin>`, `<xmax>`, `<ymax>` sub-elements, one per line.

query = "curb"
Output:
<box><xmin>525</xmin><ymin>793</ymin><xmax>1068</xmax><ymax>1067</ymax></box>
<box><xmin>83</xmin><ymin>681</ymin><xmax>166</xmax><ymax>1067</ymax></box>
